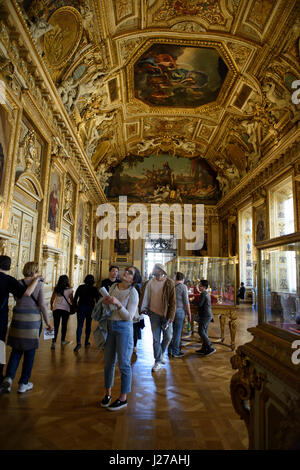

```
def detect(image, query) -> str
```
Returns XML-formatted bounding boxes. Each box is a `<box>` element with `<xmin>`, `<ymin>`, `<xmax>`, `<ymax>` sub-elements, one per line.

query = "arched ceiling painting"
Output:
<box><xmin>15</xmin><ymin>0</ymin><xmax>300</xmax><ymax>203</ymax></box>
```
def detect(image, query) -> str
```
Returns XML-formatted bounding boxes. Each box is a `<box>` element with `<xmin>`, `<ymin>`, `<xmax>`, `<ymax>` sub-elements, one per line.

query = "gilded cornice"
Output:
<box><xmin>2</xmin><ymin>0</ymin><xmax>106</xmax><ymax>205</ymax></box>
<box><xmin>217</xmin><ymin>129</ymin><xmax>300</xmax><ymax>216</ymax></box>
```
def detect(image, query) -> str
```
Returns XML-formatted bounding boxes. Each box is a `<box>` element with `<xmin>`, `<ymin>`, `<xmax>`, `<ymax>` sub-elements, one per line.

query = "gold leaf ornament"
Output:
<box><xmin>44</xmin><ymin>7</ymin><xmax>83</xmax><ymax>69</ymax></box>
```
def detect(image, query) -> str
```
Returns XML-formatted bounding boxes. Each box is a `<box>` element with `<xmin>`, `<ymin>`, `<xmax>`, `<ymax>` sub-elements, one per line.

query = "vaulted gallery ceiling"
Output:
<box><xmin>13</xmin><ymin>0</ymin><xmax>300</xmax><ymax>203</ymax></box>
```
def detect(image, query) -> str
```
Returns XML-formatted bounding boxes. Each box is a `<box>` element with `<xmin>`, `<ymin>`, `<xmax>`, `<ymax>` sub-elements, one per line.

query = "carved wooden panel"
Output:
<box><xmin>9</xmin><ymin>206</ymin><xmax>36</xmax><ymax>279</ymax></box>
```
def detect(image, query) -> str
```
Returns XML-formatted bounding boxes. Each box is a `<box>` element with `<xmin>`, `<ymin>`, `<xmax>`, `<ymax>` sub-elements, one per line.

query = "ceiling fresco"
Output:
<box><xmin>106</xmin><ymin>153</ymin><xmax>219</xmax><ymax>204</ymax></box>
<box><xmin>13</xmin><ymin>0</ymin><xmax>300</xmax><ymax>203</ymax></box>
<box><xmin>134</xmin><ymin>44</ymin><xmax>228</xmax><ymax>108</ymax></box>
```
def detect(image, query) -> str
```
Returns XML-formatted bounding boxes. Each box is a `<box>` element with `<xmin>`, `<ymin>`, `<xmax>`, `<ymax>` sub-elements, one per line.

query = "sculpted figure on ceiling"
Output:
<box><xmin>58</xmin><ymin>71</ymin><xmax>108</xmax><ymax>114</ymax></box>
<box><xmin>215</xmin><ymin>159</ymin><xmax>240</xmax><ymax>196</ymax></box>
<box><xmin>96</xmin><ymin>163</ymin><xmax>113</xmax><ymax>190</ymax></box>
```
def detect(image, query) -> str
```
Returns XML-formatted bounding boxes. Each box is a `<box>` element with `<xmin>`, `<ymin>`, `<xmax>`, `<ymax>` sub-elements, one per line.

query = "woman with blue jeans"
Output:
<box><xmin>168</xmin><ymin>272</ymin><xmax>191</xmax><ymax>358</ymax></box>
<box><xmin>100</xmin><ymin>266</ymin><xmax>141</xmax><ymax>411</ymax></box>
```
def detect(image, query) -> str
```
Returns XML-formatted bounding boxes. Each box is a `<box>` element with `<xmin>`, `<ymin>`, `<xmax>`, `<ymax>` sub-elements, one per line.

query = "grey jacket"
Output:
<box><xmin>91</xmin><ymin>298</ymin><xmax>110</xmax><ymax>349</ymax></box>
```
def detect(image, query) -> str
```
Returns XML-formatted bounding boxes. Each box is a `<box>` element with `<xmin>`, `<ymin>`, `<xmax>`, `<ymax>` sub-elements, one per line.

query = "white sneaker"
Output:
<box><xmin>1</xmin><ymin>377</ymin><xmax>12</xmax><ymax>393</ymax></box>
<box><xmin>160</xmin><ymin>357</ymin><xmax>166</xmax><ymax>364</ymax></box>
<box><xmin>152</xmin><ymin>362</ymin><xmax>162</xmax><ymax>372</ymax></box>
<box><xmin>18</xmin><ymin>382</ymin><xmax>33</xmax><ymax>393</ymax></box>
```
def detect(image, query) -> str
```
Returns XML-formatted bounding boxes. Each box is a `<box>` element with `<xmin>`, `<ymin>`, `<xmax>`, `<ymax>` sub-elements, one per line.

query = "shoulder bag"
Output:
<box><xmin>62</xmin><ymin>292</ymin><xmax>77</xmax><ymax>315</ymax></box>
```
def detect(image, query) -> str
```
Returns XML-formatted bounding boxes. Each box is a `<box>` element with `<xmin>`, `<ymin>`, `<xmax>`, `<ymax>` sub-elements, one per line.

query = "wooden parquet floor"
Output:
<box><xmin>0</xmin><ymin>305</ymin><xmax>257</xmax><ymax>450</ymax></box>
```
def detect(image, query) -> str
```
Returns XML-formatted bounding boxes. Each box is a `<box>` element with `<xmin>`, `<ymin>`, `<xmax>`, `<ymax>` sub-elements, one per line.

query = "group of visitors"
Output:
<box><xmin>0</xmin><ymin>255</ymin><xmax>217</xmax><ymax>413</ymax></box>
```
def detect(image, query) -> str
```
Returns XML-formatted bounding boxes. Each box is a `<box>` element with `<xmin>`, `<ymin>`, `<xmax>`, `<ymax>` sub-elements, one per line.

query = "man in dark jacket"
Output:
<box><xmin>237</xmin><ymin>282</ymin><xmax>246</xmax><ymax>304</ymax></box>
<box><xmin>195</xmin><ymin>280</ymin><xmax>216</xmax><ymax>357</ymax></box>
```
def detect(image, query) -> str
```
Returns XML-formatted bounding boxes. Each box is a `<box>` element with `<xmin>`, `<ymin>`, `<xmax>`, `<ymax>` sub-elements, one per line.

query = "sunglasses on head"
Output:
<box><xmin>125</xmin><ymin>269</ymin><xmax>134</xmax><ymax>276</ymax></box>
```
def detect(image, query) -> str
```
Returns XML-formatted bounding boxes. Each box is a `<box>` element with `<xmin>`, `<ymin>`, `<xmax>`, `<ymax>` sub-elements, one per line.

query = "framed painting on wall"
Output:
<box><xmin>114</xmin><ymin>229</ymin><xmax>130</xmax><ymax>255</ymax></box>
<box><xmin>254</xmin><ymin>204</ymin><xmax>267</xmax><ymax>243</ymax></box>
<box><xmin>47</xmin><ymin>170</ymin><xmax>61</xmax><ymax>232</ymax></box>
<box><xmin>0</xmin><ymin>105</ymin><xmax>12</xmax><ymax>196</ymax></box>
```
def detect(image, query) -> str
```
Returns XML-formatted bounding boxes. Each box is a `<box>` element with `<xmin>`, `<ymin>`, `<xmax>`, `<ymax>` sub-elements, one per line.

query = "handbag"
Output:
<box><xmin>62</xmin><ymin>292</ymin><xmax>77</xmax><ymax>315</ymax></box>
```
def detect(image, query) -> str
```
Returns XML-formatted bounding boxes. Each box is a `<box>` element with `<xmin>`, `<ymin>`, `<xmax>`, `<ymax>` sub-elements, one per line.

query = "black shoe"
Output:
<box><xmin>85</xmin><ymin>342</ymin><xmax>91</xmax><ymax>348</ymax></box>
<box><xmin>107</xmin><ymin>399</ymin><xmax>127</xmax><ymax>411</ymax></box>
<box><xmin>74</xmin><ymin>344</ymin><xmax>81</xmax><ymax>353</ymax></box>
<box><xmin>202</xmin><ymin>348</ymin><xmax>216</xmax><ymax>357</ymax></box>
<box><xmin>172</xmin><ymin>352</ymin><xmax>184</xmax><ymax>358</ymax></box>
<box><xmin>100</xmin><ymin>395</ymin><xmax>111</xmax><ymax>408</ymax></box>
<box><xmin>195</xmin><ymin>349</ymin><xmax>205</xmax><ymax>355</ymax></box>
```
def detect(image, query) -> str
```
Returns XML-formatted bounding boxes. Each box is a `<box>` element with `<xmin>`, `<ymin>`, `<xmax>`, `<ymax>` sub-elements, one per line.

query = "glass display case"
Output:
<box><xmin>166</xmin><ymin>256</ymin><xmax>236</xmax><ymax>306</ymax></box>
<box><xmin>257</xmin><ymin>233</ymin><xmax>300</xmax><ymax>335</ymax></box>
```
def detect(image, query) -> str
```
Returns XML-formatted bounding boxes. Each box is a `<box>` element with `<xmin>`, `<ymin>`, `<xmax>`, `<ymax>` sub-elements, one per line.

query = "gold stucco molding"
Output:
<box><xmin>217</xmin><ymin>134</ymin><xmax>300</xmax><ymax>216</ymax></box>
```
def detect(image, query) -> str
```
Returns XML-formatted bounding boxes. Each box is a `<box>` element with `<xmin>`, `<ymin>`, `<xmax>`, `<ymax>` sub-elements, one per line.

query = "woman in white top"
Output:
<box><xmin>100</xmin><ymin>266</ymin><xmax>141</xmax><ymax>411</ymax></box>
<box><xmin>50</xmin><ymin>275</ymin><xmax>73</xmax><ymax>350</ymax></box>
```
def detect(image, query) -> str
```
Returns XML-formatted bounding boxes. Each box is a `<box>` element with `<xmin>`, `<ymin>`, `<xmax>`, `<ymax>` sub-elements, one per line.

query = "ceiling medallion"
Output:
<box><xmin>44</xmin><ymin>7</ymin><xmax>83</xmax><ymax>69</ymax></box>
<box><xmin>127</xmin><ymin>38</ymin><xmax>238</xmax><ymax>115</ymax></box>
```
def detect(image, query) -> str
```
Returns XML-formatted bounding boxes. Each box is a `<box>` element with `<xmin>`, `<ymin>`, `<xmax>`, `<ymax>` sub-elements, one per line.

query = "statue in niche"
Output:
<box><xmin>21</xmin><ymin>130</ymin><xmax>40</xmax><ymax>174</ymax></box>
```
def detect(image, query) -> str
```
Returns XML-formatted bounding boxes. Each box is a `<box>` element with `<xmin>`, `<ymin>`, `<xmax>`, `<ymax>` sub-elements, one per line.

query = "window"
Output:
<box><xmin>269</xmin><ymin>176</ymin><xmax>294</xmax><ymax>238</ymax></box>
<box><xmin>239</xmin><ymin>205</ymin><xmax>253</xmax><ymax>289</ymax></box>
<box><xmin>144</xmin><ymin>233</ymin><xmax>177</xmax><ymax>278</ymax></box>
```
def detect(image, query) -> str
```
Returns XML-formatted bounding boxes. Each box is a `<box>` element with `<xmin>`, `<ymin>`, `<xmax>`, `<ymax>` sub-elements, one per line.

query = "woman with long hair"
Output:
<box><xmin>73</xmin><ymin>274</ymin><xmax>100</xmax><ymax>352</ymax></box>
<box><xmin>100</xmin><ymin>266</ymin><xmax>142</xmax><ymax>411</ymax></box>
<box><xmin>50</xmin><ymin>275</ymin><xmax>73</xmax><ymax>350</ymax></box>
<box><xmin>1</xmin><ymin>262</ymin><xmax>53</xmax><ymax>394</ymax></box>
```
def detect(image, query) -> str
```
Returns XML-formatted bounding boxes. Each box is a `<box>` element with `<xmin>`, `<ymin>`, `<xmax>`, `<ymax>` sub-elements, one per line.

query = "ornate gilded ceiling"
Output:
<box><xmin>13</xmin><ymin>0</ymin><xmax>300</xmax><ymax>202</ymax></box>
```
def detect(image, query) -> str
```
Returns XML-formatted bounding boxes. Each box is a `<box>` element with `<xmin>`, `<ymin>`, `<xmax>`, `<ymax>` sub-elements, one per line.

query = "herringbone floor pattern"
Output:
<box><xmin>0</xmin><ymin>305</ymin><xmax>257</xmax><ymax>450</ymax></box>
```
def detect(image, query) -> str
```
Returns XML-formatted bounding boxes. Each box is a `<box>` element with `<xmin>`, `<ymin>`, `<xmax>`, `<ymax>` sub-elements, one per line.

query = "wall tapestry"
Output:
<box><xmin>134</xmin><ymin>44</ymin><xmax>228</xmax><ymax>108</ymax></box>
<box><xmin>106</xmin><ymin>153</ymin><xmax>219</xmax><ymax>203</ymax></box>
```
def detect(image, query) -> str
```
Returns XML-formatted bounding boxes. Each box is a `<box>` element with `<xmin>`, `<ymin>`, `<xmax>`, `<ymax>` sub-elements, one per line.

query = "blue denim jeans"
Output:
<box><xmin>168</xmin><ymin>308</ymin><xmax>185</xmax><ymax>355</ymax></box>
<box><xmin>104</xmin><ymin>320</ymin><xmax>133</xmax><ymax>394</ymax></box>
<box><xmin>5</xmin><ymin>323</ymin><xmax>42</xmax><ymax>384</ymax></box>
<box><xmin>149</xmin><ymin>312</ymin><xmax>173</xmax><ymax>363</ymax></box>
<box><xmin>198</xmin><ymin>317</ymin><xmax>213</xmax><ymax>351</ymax></box>
<box><xmin>76</xmin><ymin>305</ymin><xmax>93</xmax><ymax>345</ymax></box>
<box><xmin>6</xmin><ymin>348</ymin><xmax>36</xmax><ymax>384</ymax></box>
